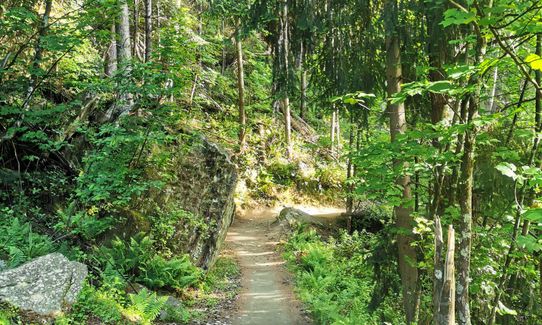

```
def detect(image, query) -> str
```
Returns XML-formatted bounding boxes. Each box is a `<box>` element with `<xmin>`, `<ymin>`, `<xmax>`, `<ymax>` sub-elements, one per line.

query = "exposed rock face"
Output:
<box><xmin>0</xmin><ymin>253</ymin><xmax>87</xmax><ymax>316</ymax></box>
<box><xmin>170</xmin><ymin>136</ymin><xmax>237</xmax><ymax>268</ymax></box>
<box><xmin>126</xmin><ymin>134</ymin><xmax>237</xmax><ymax>270</ymax></box>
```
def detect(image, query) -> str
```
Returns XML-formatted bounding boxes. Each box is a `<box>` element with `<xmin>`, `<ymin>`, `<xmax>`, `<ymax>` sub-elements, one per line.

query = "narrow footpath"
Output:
<box><xmin>227</xmin><ymin>206</ymin><xmax>344</xmax><ymax>325</ymax></box>
<box><xmin>227</xmin><ymin>207</ymin><xmax>309</xmax><ymax>325</ymax></box>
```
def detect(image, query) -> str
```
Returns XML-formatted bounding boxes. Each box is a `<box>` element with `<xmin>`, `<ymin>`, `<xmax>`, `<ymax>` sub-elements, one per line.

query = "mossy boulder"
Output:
<box><xmin>116</xmin><ymin>133</ymin><xmax>237</xmax><ymax>269</ymax></box>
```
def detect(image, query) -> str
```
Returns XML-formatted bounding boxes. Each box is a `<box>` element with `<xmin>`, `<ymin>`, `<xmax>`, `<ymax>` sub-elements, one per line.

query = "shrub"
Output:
<box><xmin>96</xmin><ymin>233</ymin><xmax>202</xmax><ymax>291</ymax></box>
<box><xmin>0</xmin><ymin>212</ymin><xmax>55</xmax><ymax>267</ymax></box>
<box><xmin>284</xmin><ymin>227</ymin><xmax>404</xmax><ymax>324</ymax></box>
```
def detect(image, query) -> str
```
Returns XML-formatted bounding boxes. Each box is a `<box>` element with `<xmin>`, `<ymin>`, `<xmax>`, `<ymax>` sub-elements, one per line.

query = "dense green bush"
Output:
<box><xmin>283</xmin><ymin>226</ymin><xmax>404</xmax><ymax>324</ymax></box>
<box><xmin>96</xmin><ymin>234</ymin><xmax>202</xmax><ymax>291</ymax></box>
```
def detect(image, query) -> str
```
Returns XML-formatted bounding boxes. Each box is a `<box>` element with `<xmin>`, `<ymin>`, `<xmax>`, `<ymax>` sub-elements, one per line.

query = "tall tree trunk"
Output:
<box><xmin>346</xmin><ymin>109</ymin><xmax>355</xmax><ymax>214</ymax></box>
<box><xmin>117</xmin><ymin>0</ymin><xmax>134</xmax><ymax>116</ymax></box>
<box><xmin>488</xmin><ymin>67</ymin><xmax>498</xmax><ymax>112</ymax></box>
<box><xmin>236</xmin><ymin>21</ymin><xmax>246</xmax><ymax>150</ymax></box>
<box><xmin>144</xmin><ymin>0</ymin><xmax>152</xmax><ymax>62</ymax></box>
<box><xmin>434</xmin><ymin>217</ymin><xmax>445</xmax><ymax>322</ymax></box>
<box><xmin>156</xmin><ymin>0</ymin><xmax>162</xmax><ymax>59</ymax></box>
<box><xmin>457</xmin><ymin>95</ymin><xmax>476</xmax><ymax>325</ymax></box>
<box><xmin>384</xmin><ymin>0</ymin><xmax>419</xmax><ymax>322</ymax></box>
<box><xmin>300</xmin><ymin>40</ymin><xmax>307</xmax><ymax>119</ymax></box>
<box><xmin>106</xmin><ymin>23</ymin><xmax>118</xmax><ymax>76</ymax></box>
<box><xmin>335</xmin><ymin>105</ymin><xmax>340</xmax><ymax>149</ymax></box>
<box><xmin>280</xmin><ymin>0</ymin><xmax>292</xmax><ymax>159</ymax></box>
<box><xmin>24</xmin><ymin>0</ymin><xmax>53</xmax><ymax>108</ymax></box>
<box><xmin>457</xmin><ymin>25</ymin><xmax>486</xmax><ymax>324</ymax></box>
<box><xmin>330</xmin><ymin>107</ymin><xmax>336</xmax><ymax>153</ymax></box>
<box><xmin>221</xmin><ymin>19</ymin><xmax>226</xmax><ymax>75</ymax></box>
<box><xmin>132</xmin><ymin>0</ymin><xmax>142</xmax><ymax>61</ymax></box>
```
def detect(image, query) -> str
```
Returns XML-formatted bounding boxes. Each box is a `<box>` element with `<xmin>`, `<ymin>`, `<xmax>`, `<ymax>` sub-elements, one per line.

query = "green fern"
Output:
<box><xmin>124</xmin><ymin>288</ymin><xmax>167</xmax><ymax>324</ymax></box>
<box><xmin>0</xmin><ymin>217</ymin><xmax>54</xmax><ymax>267</ymax></box>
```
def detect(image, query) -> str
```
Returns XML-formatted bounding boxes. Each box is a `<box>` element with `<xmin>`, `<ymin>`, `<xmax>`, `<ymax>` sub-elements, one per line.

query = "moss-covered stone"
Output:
<box><xmin>116</xmin><ymin>133</ymin><xmax>237</xmax><ymax>270</ymax></box>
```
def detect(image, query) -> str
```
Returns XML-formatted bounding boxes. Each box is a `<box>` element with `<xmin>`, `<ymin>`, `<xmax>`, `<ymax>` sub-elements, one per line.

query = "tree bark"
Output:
<box><xmin>330</xmin><ymin>107</ymin><xmax>336</xmax><ymax>153</ymax></box>
<box><xmin>24</xmin><ymin>0</ymin><xmax>53</xmax><ymax>108</ymax></box>
<box><xmin>456</xmin><ymin>98</ymin><xmax>476</xmax><ymax>325</ymax></box>
<box><xmin>434</xmin><ymin>217</ymin><xmax>445</xmax><ymax>322</ymax></box>
<box><xmin>442</xmin><ymin>225</ymin><xmax>456</xmax><ymax>325</ymax></box>
<box><xmin>434</xmin><ymin>217</ymin><xmax>456</xmax><ymax>324</ymax></box>
<box><xmin>221</xmin><ymin>19</ymin><xmax>226</xmax><ymax>75</ymax></box>
<box><xmin>105</xmin><ymin>23</ymin><xmax>118</xmax><ymax>76</ymax></box>
<box><xmin>457</xmin><ymin>21</ymin><xmax>486</xmax><ymax>323</ymax></box>
<box><xmin>144</xmin><ymin>0</ymin><xmax>152</xmax><ymax>62</ymax></box>
<box><xmin>280</xmin><ymin>0</ymin><xmax>292</xmax><ymax>159</ymax></box>
<box><xmin>236</xmin><ymin>22</ymin><xmax>246</xmax><ymax>150</ymax></box>
<box><xmin>346</xmin><ymin>109</ymin><xmax>356</xmax><ymax>218</ymax></box>
<box><xmin>300</xmin><ymin>40</ymin><xmax>307</xmax><ymax>119</ymax></box>
<box><xmin>384</xmin><ymin>0</ymin><xmax>419</xmax><ymax>322</ymax></box>
<box><xmin>335</xmin><ymin>105</ymin><xmax>340</xmax><ymax>150</ymax></box>
<box><xmin>117</xmin><ymin>0</ymin><xmax>134</xmax><ymax>116</ymax></box>
<box><xmin>132</xmin><ymin>0</ymin><xmax>140</xmax><ymax>60</ymax></box>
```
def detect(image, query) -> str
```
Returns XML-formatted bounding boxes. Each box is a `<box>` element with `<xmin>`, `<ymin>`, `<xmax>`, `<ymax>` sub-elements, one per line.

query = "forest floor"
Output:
<box><xmin>225</xmin><ymin>206</ymin><xmax>344</xmax><ymax>325</ymax></box>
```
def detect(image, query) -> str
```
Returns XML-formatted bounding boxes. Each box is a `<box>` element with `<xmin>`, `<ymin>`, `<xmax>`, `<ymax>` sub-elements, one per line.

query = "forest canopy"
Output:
<box><xmin>2</xmin><ymin>0</ymin><xmax>542</xmax><ymax>324</ymax></box>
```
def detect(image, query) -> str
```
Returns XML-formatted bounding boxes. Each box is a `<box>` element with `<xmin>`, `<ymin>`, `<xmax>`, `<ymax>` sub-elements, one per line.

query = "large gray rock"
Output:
<box><xmin>0</xmin><ymin>253</ymin><xmax>87</xmax><ymax>316</ymax></box>
<box><xmin>124</xmin><ymin>134</ymin><xmax>237</xmax><ymax>270</ymax></box>
<box><xmin>273</xmin><ymin>207</ymin><xmax>324</xmax><ymax>235</ymax></box>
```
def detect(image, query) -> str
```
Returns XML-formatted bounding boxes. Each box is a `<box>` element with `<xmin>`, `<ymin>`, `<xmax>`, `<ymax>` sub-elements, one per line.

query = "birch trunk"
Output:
<box><xmin>117</xmin><ymin>0</ymin><xmax>134</xmax><ymax>116</ymax></box>
<box><xmin>144</xmin><ymin>0</ymin><xmax>152</xmax><ymax>62</ymax></box>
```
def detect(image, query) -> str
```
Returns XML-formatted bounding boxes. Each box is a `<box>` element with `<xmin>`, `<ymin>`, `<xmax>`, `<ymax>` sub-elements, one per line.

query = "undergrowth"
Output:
<box><xmin>283</xmin><ymin>226</ymin><xmax>405</xmax><ymax>324</ymax></box>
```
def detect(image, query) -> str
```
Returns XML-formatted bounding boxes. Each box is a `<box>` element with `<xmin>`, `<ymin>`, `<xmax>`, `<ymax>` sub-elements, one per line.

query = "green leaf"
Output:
<box><xmin>426</xmin><ymin>80</ymin><xmax>454</xmax><ymax>93</ymax></box>
<box><xmin>495</xmin><ymin>163</ymin><xmax>517</xmax><ymax>180</ymax></box>
<box><xmin>517</xmin><ymin>235</ymin><xmax>542</xmax><ymax>253</ymax></box>
<box><xmin>343</xmin><ymin>97</ymin><xmax>357</xmax><ymax>105</ymax></box>
<box><xmin>526</xmin><ymin>54</ymin><xmax>542</xmax><ymax>71</ymax></box>
<box><xmin>522</xmin><ymin>208</ymin><xmax>542</xmax><ymax>222</ymax></box>
<box><xmin>441</xmin><ymin>9</ymin><xmax>476</xmax><ymax>27</ymax></box>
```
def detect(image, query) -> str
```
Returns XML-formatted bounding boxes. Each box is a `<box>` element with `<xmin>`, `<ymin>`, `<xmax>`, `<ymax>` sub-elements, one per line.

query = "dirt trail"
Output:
<box><xmin>227</xmin><ymin>206</ymin><xmax>343</xmax><ymax>325</ymax></box>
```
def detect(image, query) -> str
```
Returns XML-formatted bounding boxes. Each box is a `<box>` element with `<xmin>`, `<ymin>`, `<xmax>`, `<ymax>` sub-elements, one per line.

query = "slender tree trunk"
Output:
<box><xmin>117</xmin><ymin>0</ymin><xmax>134</xmax><ymax>116</ymax></box>
<box><xmin>457</xmin><ymin>28</ymin><xmax>486</xmax><ymax>324</ymax></box>
<box><xmin>384</xmin><ymin>0</ymin><xmax>419</xmax><ymax>322</ymax></box>
<box><xmin>236</xmin><ymin>22</ymin><xmax>246</xmax><ymax>150</ymax></box>
<box><xmin>443</xmin><ymin>225</ymin><xmax>456</xmax><ymax>324</ymax></box>
<box><xmin>330</xmin><ymin>108</ymin><xmax>336</xmax><ymax>153</ymax></box>
<box><xmin>132</xmin><ymin>0</ymin><xmax>142</xmax><ymax>60</ymax></box>
<box><xmin>25</xmin><ymin>0</ymin><xmax>53</xmax><ymax>108</ymax></box>
<box><xmin>283</xmin><ymin>96</ymin><xmax>292</xmax><ymax>158</ymax></box>
<box><xmin>300</xmin><ymin>41</ymin><xmax>307</xmax><ymax>119</ymax></box>
<box><xmin>156</xmin><ymin>0</ymin><xmax>162</xmax><ymax>59</ymax></box>
<box><xmin>434</xmin><ymin>217</ymin><xmax>445</xmax><ymax>322</ymax></box>
<box><xmin>456</xmin><ymin>98</ymin><xmax>476</xmax><ymax>325</ymax></box>
<box><xmin>221</xmin><ymin>19</ymin><xmax>226</xmax><ymax>75</ymax></box>
<box><xmin>144</xmin><ymin>0</ymin><xmax>152</xmax><ymax>62</ymax></box>
<box><xmin>346</xmin><ymin>109</ymin><xmax>356</xmax><ymax>218</ymax></box>
<box><xmin>281</xmin><ymin>0</ymin><xmax>292</xmax><ymax>159</ymax></box>
<box><xmin>106</xmin><ymin>23</ymin><xmax>118</xmax><ymax>76</ymax></box>
<box><xmin>488</xmin><ymin>67</ymin><xmax>498</xmax><ymax>112</ymax></box>
<box><xmin>335</xmin><ymin>106</ymin><xmax>340</xmax><ymax>150</ymax></box>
